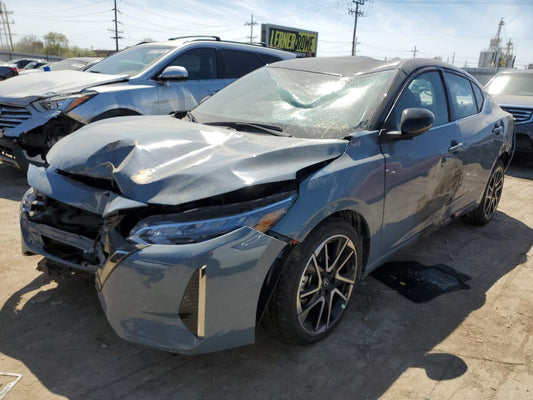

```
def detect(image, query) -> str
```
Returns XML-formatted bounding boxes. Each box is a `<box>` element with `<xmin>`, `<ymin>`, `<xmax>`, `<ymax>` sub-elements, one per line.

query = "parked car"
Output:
<box><xmin>6</xmin><ymin>58</ymin><xmax>46</xmax><ymax>70</ymax></box>
<box><xmin>0</xmin><ymin>36</ymin><xmax>294</xmax><ymax>171</ymax></box>
<box><xmin>20</xmin><ymin>57</ymin><xmax>514</xmax><ymax>354</ymax></box>
<box><xmin>486</xmin><ymin>69</ymin><xmax>533</xmax><ymax>155</ymax></box>
<box><xmin>0</xmin><ymin>64</ymin><xmax>17</xmax><ymax>80</ymax></box>
<box><xmin>22</xmin><ymin>60</ymin><xmax>49</xmax><ymax>70</ymax></box>
<box><xmin>19</xmin><ymin>57</ymin><xmax>103</xmax><ymax>74</ymax></box>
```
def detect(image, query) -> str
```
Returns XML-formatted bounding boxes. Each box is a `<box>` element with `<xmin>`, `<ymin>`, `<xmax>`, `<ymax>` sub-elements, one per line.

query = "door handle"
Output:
<box><xmin>492</xmin><ymin>123</ymin><xmax>503</xmax><ymax>135</ymax></box>
<box><xmin>448</xmin><ymin>142</ymin><xmax>465</xmax><ymax>153</ymax></box>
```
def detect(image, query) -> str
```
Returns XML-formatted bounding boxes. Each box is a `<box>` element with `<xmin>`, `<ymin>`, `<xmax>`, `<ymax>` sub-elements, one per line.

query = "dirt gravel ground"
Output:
<box><xmin>0</xmin><ymin>158</ymin><xmax>532</xmax><ymax>400</ymax></box>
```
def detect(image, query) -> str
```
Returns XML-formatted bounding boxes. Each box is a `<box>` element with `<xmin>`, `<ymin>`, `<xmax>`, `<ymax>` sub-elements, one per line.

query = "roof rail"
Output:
<box><xmin>168</xmin><ymin>35</ymin><xmax>221</xmax><ymax>41</ymax></box>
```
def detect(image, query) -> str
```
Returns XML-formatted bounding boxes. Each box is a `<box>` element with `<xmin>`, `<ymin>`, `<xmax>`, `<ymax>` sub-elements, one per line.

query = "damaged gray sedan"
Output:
<box><xmin>20</xmin><ymin>57</ymin><xmax>514</xmax><ymax>354</ymax></box>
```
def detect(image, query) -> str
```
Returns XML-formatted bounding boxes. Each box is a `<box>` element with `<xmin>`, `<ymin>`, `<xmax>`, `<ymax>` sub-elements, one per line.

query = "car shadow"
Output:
<box><xmin>0</xmin><ymin>163</ymin><xmax>28</xmax><ymax>201</ymax></box>
<box><xmin>0</xmin><ymin>211</ymin><xmax>531</xmax><ymax>399</ymax></box>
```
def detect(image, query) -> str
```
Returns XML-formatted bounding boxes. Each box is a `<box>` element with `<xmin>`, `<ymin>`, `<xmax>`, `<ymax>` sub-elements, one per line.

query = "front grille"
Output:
<box><xmin>0</xmin><ymin>104</ymin><xmax>32</xmax><ymax>129</ymax></box>
<box><xmin>500</xmin><ymin>106</ymin><xmax>533</xmax><ymax>124</ymax></box>
<box><xmin>516</xmin><ymin>133</ymin><xmax>533</xmax><ymax>152</ymax></box>
<box><xmin>27</xmin><ymin>193</ymin><xmax>108</xmax><ymax>267</ymax></box>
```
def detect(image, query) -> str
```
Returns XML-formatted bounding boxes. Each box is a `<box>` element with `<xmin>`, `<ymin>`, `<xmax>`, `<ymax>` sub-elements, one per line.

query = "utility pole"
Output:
<box><xmin>0</xmin><ymin>1</ymin><xmax>14</xmax><ymax>52</ymax></box>
<box><xmin>108</xmin><ymin>0</ymin><xmax>123</xmax><ymax>52</ymax></box>
<box><xmin>411</xmin><ymin>45</ymin><xmax>418</xmax><ymax>58</ymax></box>
<box><xmin>348</xmin><ymin>1</ymin><xmax>366</xmax><ymax>56</ymax></box>
<box><xmin>451</xmin><ymin>52</ymin><xmax>455</xmax><ymax>65</ymax></box>
<box><xmin>353</xmin><ymin>36</ymin><xmax>361</xmax><ymax>55</ymax></box>
<box><xmin>245</xmin><ymin>14</ymin><xmax>258</xmax><ymax>43</ymax></box>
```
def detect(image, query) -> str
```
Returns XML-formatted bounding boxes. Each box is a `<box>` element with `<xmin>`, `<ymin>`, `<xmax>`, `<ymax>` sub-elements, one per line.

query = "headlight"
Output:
<box><xmin>127</xmin><ymin>192</ymin><xmax>296</xmax><ymax>245</ymax></box>
<box><xmin>32</xmin><ymin>92</ymin><xmax>97</xmax><ymax>113</ymax></box>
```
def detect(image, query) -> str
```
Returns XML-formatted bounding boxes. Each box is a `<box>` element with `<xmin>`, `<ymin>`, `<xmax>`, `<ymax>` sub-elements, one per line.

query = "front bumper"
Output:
<box><xmin>515</xmin><ymin>129</ymin><xmax>533</xmax><ymax>154</ymax></box>
<box><xmin>0</xmin><ymin>135</ymin><xmax>30</xmax><ymax>171</ymax></box>
<box><xmin>96</xmin><ymin>227</ymin><xmax>285</xmax><ymax>354</ymax></box>
<box><xmin>20</xmin><ymin>165</ymin><xmax>288</xmax><ymax>354</ymax></box>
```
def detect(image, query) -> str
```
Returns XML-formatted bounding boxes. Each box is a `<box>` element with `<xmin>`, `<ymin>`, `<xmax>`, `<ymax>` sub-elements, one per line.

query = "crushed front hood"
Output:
<box><xmin>47</xmin><ymin>115</ymin><xmax>348</xmax><ymax>205</ymax></box>
<box><xmin>0</xmin><ymin>70</ymin><xmax>127</xmax><ymax>105</ymax></box>
<box><xmin>47</xmin><ymin>116</ymin><xmax>348</xmax><ymax>205</ymax></box>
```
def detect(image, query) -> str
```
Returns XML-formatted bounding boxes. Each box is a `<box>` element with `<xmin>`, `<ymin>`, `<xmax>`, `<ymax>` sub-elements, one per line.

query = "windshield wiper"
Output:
<box><xmin>205</xmin><ymin>121</ymin><xmax>291</xmax><ymax>137</ymax></box>
<box><xmin>89</xmin><ymin>70</ymin><xmax>100</xmax><ymax>73</ymax></box>
<box><xmin>186</xmin><ymin>111</ymin><xmax>197</xmax><ymax>122</ymax></box>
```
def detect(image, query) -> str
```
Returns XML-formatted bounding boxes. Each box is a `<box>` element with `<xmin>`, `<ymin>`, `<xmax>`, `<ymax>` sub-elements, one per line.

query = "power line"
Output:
<box><xmin>244</xmin><ymin>14</ymin><xmax>258</xmax><ymax>43</ymax></box>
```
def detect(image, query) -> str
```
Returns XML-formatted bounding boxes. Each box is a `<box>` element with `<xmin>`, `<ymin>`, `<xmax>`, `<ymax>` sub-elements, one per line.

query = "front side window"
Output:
<box><xmin>168</xmin><ymin>48</ymin><xmax>217</xmax><ymax>80</ymax></box>
<box><xmin>445</xmin><ymin>72</ymin><xmax>478</xmax><ymax>120</ymax></box>
<box><xmin>390</xmin><ymin>70</ymin><xmax>449</xmax><ymax>130</ymax></box>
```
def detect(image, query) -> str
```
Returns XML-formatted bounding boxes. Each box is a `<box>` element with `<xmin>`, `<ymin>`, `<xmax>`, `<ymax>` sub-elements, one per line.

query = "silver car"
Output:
<box><xmin>486</xmin><ymin>69</ymin><xmax>533</xmax><ymax>156</ymax></box>
<box><xmin>0</xmin><ymin>36</ymin><xmax>294</xmax><ymax>170</ymax></box>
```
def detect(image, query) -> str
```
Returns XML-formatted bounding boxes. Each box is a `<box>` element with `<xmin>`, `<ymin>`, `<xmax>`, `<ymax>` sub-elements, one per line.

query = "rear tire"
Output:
<box><xmin>462</xmin><ymin>160</ymin><xmax>504</xmax><ymax>225</ymax></box>
<box><xmin>270</xmin><ymin>218</ymin><xmax>362</xmax><ymax>344</ymax></box>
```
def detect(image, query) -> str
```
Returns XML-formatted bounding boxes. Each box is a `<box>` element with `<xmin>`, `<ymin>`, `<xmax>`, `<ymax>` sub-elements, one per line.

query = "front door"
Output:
<box><xmin>378</xmin><ymin>69</ymin><xmax>462</xmax><ymax>253</ymax></box>
<box><xmin>156</xmin><ymin>48</ymin><xmax>229</xmax><ymax>114</ymax></box>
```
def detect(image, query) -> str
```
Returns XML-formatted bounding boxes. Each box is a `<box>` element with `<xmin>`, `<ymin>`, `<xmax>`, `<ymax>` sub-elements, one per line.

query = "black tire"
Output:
<box><xmin>462</xmin><ymin>160</ymin><xmax>504</xmax><ymax>226</ymax></box>
<box><xmin>270</xmin><ymin>217</ymin><xmax>362</xmax><ymax>344</ymax></box>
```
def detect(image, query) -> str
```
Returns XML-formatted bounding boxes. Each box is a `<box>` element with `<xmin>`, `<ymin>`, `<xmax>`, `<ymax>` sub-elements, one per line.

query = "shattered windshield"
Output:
<box><xmin>192</xmin><ymin>66</ymin><xmax>395</xmax><ymax>139</ymax></box>
<box><xmin>86</xmin><ymin>45</ymin><xmax>172</xmax><ymax>77</ymax></box>
<box><xmin>486</xmin><ymin>74</ymin><xmax>533</xmax><ymax>97</ymax></box>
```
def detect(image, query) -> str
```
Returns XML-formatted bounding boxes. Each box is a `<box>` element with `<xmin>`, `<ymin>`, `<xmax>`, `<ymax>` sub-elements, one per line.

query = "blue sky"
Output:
<box><xmin>8</xmin><ymin>0</ymin><xmax>533</xmax><ymax>68</ymax></box>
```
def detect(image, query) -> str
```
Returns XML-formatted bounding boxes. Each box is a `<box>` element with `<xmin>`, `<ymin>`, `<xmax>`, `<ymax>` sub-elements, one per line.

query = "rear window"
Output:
<box><xmin>472</xmin><ymin>83</ymin><xmax>485</xmax><ymax>112</ymax></box>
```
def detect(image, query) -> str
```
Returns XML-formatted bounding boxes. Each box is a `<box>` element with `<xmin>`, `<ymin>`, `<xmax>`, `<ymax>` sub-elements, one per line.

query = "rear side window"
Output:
<box><xmin>390</xmin><ymin>70</ymin><xmax>449</xmax><ymax>130</ymax></box>
<box><xmin>220</xmin><ymin>49</ymin><xmax>264</xmax><ymax>79</ymax></box>
<box><xmin>471</xmin><ymin>83</ymin><xmax>485</xmax><ymax>112</ymax></box>
<box><xmin>168</xmin><ymin>48</ymin><xmax>217</xmax><ymax>80</ymax></box>
<box><xmin>445</xmin><ymin>72</ymin><xmax>478</xmax><ymax>120</ymax></box>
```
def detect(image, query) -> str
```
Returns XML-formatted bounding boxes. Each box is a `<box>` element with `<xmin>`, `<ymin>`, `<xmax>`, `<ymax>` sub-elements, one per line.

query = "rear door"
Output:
<box><xmin>379</xmin><ymin>69</ymin><xmax>462</xmax><ymax>253</ymax></box>
<box><xmin>443</xmin><ymin>72</ymin><xmax>503</xmax><ymax>212</ymax></box>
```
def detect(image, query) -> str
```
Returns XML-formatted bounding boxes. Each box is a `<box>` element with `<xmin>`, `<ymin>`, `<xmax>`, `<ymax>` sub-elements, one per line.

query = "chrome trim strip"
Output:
<box><xmin>197</xmin><ymin>265</ymin><xmax>207</xmax><ymax>338</ymax></box>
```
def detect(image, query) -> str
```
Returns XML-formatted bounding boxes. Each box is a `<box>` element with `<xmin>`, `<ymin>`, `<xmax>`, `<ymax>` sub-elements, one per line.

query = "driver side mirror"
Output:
<box><xmin>158</xmin><ymin>66</ymin><xmax>188</xmax><ymax>81</ymax></box>
<box><xmin>387</xmin><ymin>108</ymin><xmax>435</xmax><ymax>139</ymax></box>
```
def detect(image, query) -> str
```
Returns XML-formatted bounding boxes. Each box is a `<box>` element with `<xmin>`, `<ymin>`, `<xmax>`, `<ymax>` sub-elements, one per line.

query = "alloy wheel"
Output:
<box><xmin>483</xmin><ymin>167</ymin><xmax>504</xmax><ymax>220</ymax></box>
<box><xmin>296</xmin><ymin>234</ymin><xmax>357</xmax><ymax>335</ymax></box>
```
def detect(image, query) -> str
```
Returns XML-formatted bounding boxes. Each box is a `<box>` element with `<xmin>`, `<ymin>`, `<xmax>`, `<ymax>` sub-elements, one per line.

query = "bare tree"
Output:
<box><xmin>14</xmin><ymin>34</ymin><xmax>44</xmax><ymax>54</ymax></box>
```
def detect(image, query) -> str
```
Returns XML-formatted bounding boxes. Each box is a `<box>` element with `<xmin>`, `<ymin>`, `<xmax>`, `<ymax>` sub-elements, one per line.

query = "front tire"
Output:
<box><xmin>462</xmin><ymin>160</ymin><xmax>504</xmax><ymax>225</ymax></box>
<box><xmin>271</xmin><ymin>218</ymin><xmax>362</xmax><ymax>344</ymax></box>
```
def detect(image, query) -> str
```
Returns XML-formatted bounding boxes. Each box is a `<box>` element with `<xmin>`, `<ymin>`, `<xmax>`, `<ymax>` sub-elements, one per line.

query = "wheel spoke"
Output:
<box><xmin>328</xmin><ymin>238</ymin><xmax>349</xmax><ymax>273</ymax></box>
<box><xmin>299</xmin><ymin>256</ymin><xmax>322</xmax><ymax>298</ymax></box>
<box><xmin>298</xmin><ymin>295</ymin><xmax>325</xmax><ymax>331</ymax></box>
